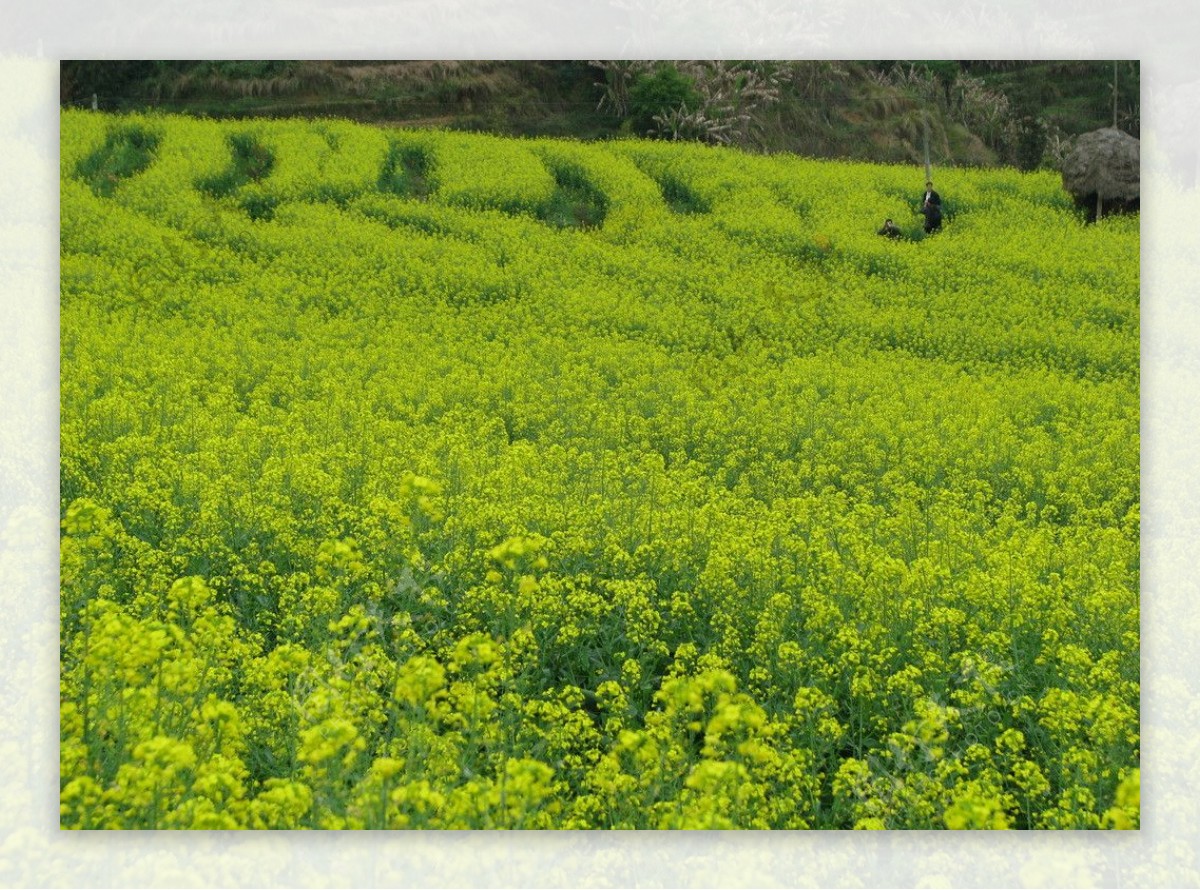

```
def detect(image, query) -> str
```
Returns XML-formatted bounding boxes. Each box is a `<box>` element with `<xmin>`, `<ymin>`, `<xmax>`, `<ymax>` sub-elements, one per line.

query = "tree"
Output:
<box><xmin>1014</xmin><ymin>115</ymin><xmax>1049</xmax><ymax>171</ymax></box>
<box><xmin>627</xmin><ymin>65</ymin><xmax>701</xmax><ymax>136</ymax></box>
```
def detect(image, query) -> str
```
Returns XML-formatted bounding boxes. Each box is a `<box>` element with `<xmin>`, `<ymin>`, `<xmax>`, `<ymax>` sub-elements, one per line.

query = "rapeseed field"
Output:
<box><xmin>59</xmin><ymin>110</ymin><xmax>1139</xmax><ymax>829</ymax></box>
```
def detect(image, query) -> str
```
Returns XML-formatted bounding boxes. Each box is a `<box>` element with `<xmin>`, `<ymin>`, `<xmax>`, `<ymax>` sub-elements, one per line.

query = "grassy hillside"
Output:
<box><xmin>60</xmin><ymin>60</ymin><xmax>1137</xmax><ymax>169</ymax></box>
<box><xmin>966</xmin><ymin>60</ymin><xmax>1139</xmax><ymax>137</ymax></box>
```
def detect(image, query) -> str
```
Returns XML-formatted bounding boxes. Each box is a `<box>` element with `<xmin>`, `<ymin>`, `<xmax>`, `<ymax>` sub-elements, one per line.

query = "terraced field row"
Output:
<box><xmin>60</xmin><ymin>110</ymin><xmax>1139</xmax><ymax>829</ymax></box>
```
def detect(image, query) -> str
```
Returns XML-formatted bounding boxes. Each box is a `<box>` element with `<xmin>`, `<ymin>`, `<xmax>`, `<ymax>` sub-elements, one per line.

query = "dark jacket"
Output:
<box><xmin>921</xmin><ymin>189</ymin><xmax>942</xmax><ymax>219</ymax></box>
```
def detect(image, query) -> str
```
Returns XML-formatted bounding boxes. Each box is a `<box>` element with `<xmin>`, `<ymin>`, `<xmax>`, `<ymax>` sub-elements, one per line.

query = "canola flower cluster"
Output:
<box><xmin>60</xmin><ymin>110</ymin><xmax>1139</xmax><ymax>829</ymax></box>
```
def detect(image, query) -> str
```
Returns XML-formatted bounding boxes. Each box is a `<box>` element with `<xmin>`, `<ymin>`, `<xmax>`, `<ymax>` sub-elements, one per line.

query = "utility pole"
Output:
<box><xmin>1112</xmin><ymin>61</ymin><xmax>1119</xmax><ymax>129</ymax></box>
<box><xmin>923</xmin><ymin>111</ymin><xmax>931</xmax><ymax>183</ymax></box>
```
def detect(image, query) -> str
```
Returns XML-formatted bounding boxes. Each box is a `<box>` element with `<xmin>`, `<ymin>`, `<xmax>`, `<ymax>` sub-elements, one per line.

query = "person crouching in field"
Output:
<box><xmin>920</xmin><ymin>180</ymin><xmax>943</xmax><ymax>234</ymax></box>
<box><xmin>878</xmin><ymin>218</ymin><xmax>903</xmax><ymax>239</ymax></box>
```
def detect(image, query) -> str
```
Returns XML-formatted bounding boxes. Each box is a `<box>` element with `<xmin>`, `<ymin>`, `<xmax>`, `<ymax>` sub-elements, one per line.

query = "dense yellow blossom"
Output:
<box><xmin>61</xmin><ymin>110</ymin><xmax>1138</xmax><ymax>829</ymax></box>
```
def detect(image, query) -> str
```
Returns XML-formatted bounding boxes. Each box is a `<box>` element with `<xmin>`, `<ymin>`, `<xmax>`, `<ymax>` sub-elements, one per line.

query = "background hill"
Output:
<box><xmin>60</xmin><ymin>60</ymin><xmax>1138</xmax><ymax>172</ymax></box>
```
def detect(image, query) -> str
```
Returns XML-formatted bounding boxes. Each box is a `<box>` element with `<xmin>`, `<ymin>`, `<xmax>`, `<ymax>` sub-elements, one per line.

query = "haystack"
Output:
<box><xmin>1061</xmin><ymin>127</ymin><xmax>1140</xmax><ymax>221</ymax></box>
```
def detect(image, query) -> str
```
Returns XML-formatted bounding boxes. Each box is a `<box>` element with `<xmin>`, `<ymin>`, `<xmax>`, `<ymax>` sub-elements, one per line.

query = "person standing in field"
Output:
<box><xmin>920</xmin><ymin>180</ymin><xmax>943</xmax><ymax>234</ymax></box>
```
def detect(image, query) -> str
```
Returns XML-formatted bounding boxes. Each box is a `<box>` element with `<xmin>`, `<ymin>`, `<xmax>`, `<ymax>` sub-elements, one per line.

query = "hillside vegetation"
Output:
<box><xmin>60</xmin><ymin>110</ymin><xmax>1139</xmax><ymax>829</ymax></box>
<box><xmin>60</xmin><ymin>60</ymin><xmax>1139</xmax><ymax>170</ymax></box>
